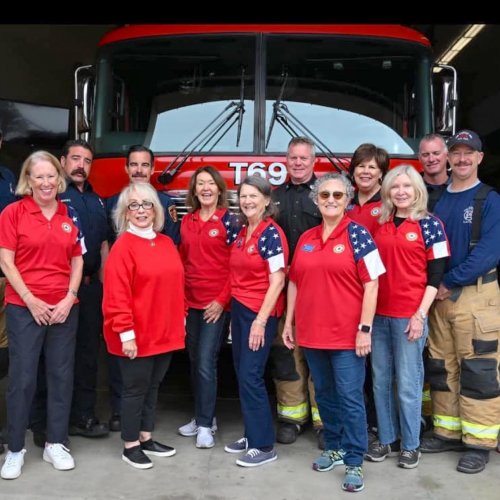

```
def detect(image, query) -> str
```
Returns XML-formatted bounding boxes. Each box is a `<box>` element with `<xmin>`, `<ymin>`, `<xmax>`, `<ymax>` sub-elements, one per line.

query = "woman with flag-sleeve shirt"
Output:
<box><xmin>366</xmin><ymin>165</ymin><xmax>450</xmax><ymax>470</ymax></box>
<box><xmin>283</xmin><ymin>172</ymin><xmax>385</xmax><ymax>494</ymax></box>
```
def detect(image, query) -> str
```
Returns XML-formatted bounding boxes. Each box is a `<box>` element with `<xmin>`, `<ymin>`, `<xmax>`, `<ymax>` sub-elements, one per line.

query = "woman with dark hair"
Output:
<box><xmin>178</xmin><ymin>166</ymin><xmax>239</xmax><ymax>448</ymax></box>
<box><xmin>103</xmin><ymin>182</ymin><xmax>185</xmax><ymax>470</ymax></box>
<box><xmin>347</xmin><ymin>143</ymin><xmax>389</xmax><ymax>235</ymax></box>
<box><xmin>224</xmin><ymin>175</ymin><xmax>288</xmax><ymax>468</ymax></box>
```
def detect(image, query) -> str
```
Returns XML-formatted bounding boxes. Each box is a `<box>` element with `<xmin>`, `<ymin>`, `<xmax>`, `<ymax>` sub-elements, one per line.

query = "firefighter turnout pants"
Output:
<box><xmin>427</xmin><ymin>276</ymin><xmax>500</xmax><ymax>449</ymax></box>
<box><xmin>272</xmin><ymin>316</ymin><xmax>322</xmax><ymax>428</ymax></box>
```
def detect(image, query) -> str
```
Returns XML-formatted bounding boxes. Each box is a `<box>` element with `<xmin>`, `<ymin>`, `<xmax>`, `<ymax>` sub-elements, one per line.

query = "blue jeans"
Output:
<box><xmin>231</xmin><ymin>299</ymin><xmax>277</xmax><ymax>449</ymax></box>
<box><xmin>371</xmin><ymin>315</ymin><xmax>428</xmax><ymax>451</ymax></box>
<box><xmin>303</xmin><ymin>348</ymin><xmax>367</xmax><ymax>466</ymax></box>
<box><xmin>185</xmin><ymin>308</ymin><xmax>226</xmax><ymax>428</ymax></box>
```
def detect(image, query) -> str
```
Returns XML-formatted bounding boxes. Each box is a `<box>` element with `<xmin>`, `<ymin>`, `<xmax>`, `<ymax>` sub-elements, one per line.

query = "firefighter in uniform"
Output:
<box><xmin>420</xmin><ymin>130</ymin><xmax>500</xmax><ymax>474</ymax></box>
<box><xmin>271</xmin><ymin>136</ymin><xmax>323</xmax><ymax>447</ymax></box>
<box><xmin>0</xmin><ymin>128</ymin><xmax>17</xmax><ymax>454</ymax></box>
<box><xmin>105</xmin><ymin>145</ymin><xmax>180</xmax><ymax>431</ymax></box>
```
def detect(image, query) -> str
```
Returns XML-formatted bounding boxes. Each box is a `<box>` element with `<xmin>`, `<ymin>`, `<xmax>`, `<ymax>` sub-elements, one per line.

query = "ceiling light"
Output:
<box><xmin>433</xmin><ymin>24</ymin><xmax>485</xmax><ymax>73</ymax></box>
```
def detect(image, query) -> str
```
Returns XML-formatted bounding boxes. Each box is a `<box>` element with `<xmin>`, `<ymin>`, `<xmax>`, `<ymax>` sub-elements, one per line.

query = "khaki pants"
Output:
<box><xmin>428</xmin><ymin>278</ymin><xmax>500</xmax><ymax>449</ymax></box>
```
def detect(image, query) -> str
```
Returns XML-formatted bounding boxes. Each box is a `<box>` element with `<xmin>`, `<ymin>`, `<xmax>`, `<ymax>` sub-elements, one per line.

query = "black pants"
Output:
<box><xmin>71</xmin><ymin>279</ymin><xmax>103</xmax><ymax>419</ymax></box>
<box><xmin>6</xmin><ymin>304</ymin><xmax>78</xmax><ymax>451</ymax></box>
<box><xmin>117</xmin><ymin>352</ymin><xmax>173</xmax><ymax>442</ymax></box>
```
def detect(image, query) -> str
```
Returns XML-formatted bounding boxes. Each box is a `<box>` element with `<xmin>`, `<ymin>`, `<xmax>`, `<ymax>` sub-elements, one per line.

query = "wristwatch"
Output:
<box><xmin>358</xmin><ymin>324</ymin><xmax>372</xmax><ymax>334</ymax></box>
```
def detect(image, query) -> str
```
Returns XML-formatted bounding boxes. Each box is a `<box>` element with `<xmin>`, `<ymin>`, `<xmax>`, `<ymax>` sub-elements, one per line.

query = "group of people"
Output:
<box><xmin>0</xmin><ymin>128</ymin><xmax>498</xmax><ymax>493</ymax></box>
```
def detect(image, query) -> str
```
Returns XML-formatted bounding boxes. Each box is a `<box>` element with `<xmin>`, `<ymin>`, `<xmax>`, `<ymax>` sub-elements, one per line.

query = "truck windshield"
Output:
<box><xmin>93</xmin><ymin>32</ymin><xmax>431</xmax><ymax>157</ymax></box>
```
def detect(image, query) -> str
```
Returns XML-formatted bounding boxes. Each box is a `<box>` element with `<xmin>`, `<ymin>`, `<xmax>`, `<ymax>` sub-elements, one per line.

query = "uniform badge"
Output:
<box><xmin>333</xmin><ymin>244</ymin><xmax>345</xmax><ymax>253</ymax></box>
<box><xmin>371</xmin><ymin>207</ymin><xmax>381</xmax><ymax>216</ymax></box>
<box><xmin>406</xmin><ymin>232</ymin><xmax>418</xmax><ymax>241</ymax></box>
<box><xmin>168</xmin><ymin>204</ymin><xmax>178</xmax><ymax>223</ymax></box>
<box><xmin>247</xmin><ymin>245</ymin><xmax>255</xmax><ymax>254</ymax></box>
<box><xmin>209</xmin><ymin>229</ymin><xmax>219</xmax><ymax>237</ymax></box>
<box><xmin>302</xmin><ymin>244</ymin><xmax>315</xmax><ymax>252</ymax></box>
<box><xmin>61</xmin><ymin>222</ymin><xmax>72</xmax><ymax>233</ymax></box>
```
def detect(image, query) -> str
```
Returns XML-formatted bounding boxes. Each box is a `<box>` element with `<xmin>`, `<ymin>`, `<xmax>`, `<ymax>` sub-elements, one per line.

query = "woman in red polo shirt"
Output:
<box><xmin>347</xmin><ymin>143</ymin><xmax>389</xmax><ymax>236</ymax></box>
<box><xmin>366</xmin><ymin>165</ymin><xmax>449</xmax><ymax>470</ymax></box>
<box><xmin>0</xmin><ymin>151</ymin><xmax>84</xmax><ymax>479</ymax></box>
<box><xmin>103</xmin><ymin>182</ymin><xmax>185</xmax><ymax>470</ymax></box>
<box><xmin>224</xmin><ymin>175</ymin><xmax>288</xmax><ymax>468</ymax></box>
<box><xmin>178</xmin><ymin>166</ymin><xmax>239</xmax><ymax>448</ymax></box>
<box><xmin>282</xmin><ymin>172</ymin><xmax>385</xmax><ymax>493</ymax></box>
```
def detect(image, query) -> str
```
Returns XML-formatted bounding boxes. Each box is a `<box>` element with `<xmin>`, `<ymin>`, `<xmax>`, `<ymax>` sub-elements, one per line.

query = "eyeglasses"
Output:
<box><xmin>318</xmin><ymin>191</ymin><xmax>346</xmax><ymax>200</ymax></box>
<box><xmin>127</xmin><ymin>201</ymin><xmax>154</xmax><ymax>211</ymax></box>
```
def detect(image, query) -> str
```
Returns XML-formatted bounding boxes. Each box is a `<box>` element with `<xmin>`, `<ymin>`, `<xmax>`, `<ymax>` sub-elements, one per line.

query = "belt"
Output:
<box><xmin>480</xmin><ymin>270</ymin><xmax>498</xmax><ymax>285</ymax></box>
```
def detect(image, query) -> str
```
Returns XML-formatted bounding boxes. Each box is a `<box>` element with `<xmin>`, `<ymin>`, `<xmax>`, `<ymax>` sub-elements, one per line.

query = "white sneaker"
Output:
<box><xmin>178</xmin><ymin>417</ymin><xmax>218</xmax><ymax>437</ymax></box>
<box><xmin>1</xmin><ymin>449</ymin><xmax>26</xmax><ymax>480</ymax></box>
<box><xmin>196</xmin><ymin>426</ymin><xmax>215</xmax><ymax>448</ymax></box>
<box><xmin>43</xmin><ymin>443</ymin><xmax>75</xmax><ymax>471</ymax></box>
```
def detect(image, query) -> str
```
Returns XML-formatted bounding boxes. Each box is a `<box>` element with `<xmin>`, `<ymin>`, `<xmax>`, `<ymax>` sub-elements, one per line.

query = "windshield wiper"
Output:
<box><xmin>158</xmin><ymin>68</ymin><xmax>246</xmax><ymax>185</ymax></box>
<box><xmin>265</xmin><ymin>73</ymin><xmax>348</xmax><ymax>174</ymax></box>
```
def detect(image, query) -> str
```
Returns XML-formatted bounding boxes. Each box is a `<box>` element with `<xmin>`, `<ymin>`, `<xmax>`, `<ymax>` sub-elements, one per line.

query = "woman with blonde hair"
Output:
<box><xmin>103</xmin><ymin>182</ymin><xmax>185</xmax><ymax>469</ymax></box>
<box><xmin>0</xmin><ymin>151</ymin><xmax>84</xmax><ymax>479</ymax></box>
<box><xmin>366</xmin><ymin>165</ymin><xmax>450</xmax><ymax>469</ymax></box>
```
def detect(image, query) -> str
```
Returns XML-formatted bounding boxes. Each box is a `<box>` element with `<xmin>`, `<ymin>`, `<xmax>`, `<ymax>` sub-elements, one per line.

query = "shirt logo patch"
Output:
<box><xmin>463</xmin><ymin>206</ymin><xmax>473</xmax><ymax>224</ymax></box>
<box><xmin>247</xmin><ymin>245</ymin><xmax>255</xmax><ymax>254</ymax></box>
<box><xmin>302</xmin><ymin>244</ymin><xmax>315</xmax><ymax>252</ymax></box>
<box><xmin>61</xmin><ymin>222</ymin><xmax>72</xmax><ymax>233</ymax></box>
<box><xmin>333</xmin><ymin>244</ymin><xmax>345</xmax><ymax>254</ymax></box>
<box><xmin>406</xmin><ymin>232</ymin><xmax>418</xmax><ymax>241</ymax></box>
<box><xmin>371</xmin><ymin>207</ymin><xmax>381</xmax><ymax>216</ymax></box>
<box><xmin>208</xmin><ymin>229</ymin><xmax>219</xmax><ymax>238</ymax></box>
<box><xmin>168</xmin><ymin>205</ymin><xmax>178</xmax><ymax>223</ymax></box>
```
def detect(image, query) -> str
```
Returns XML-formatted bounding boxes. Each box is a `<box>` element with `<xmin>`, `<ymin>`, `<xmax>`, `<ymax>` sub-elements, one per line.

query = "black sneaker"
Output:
<box><xmin>122</xmin><ymin>445</ymin><xmax>153</xmax><ymax>469</ymax></box>
<box><xmin>276</xmin><ymin>422</ymin><xmax>303</xmax><ymax>444</ymax></box>
<box><xmin>140</xmin><ymin>439</ymin><xmax>176</xmax><ymax>457</ymax></box>
<box><xmin>420</xmin><ymin>436</ymin><xmax>464</xmax><ymax>453</ymax></box>
<box><xmin>365</xmin><ymin>440</ymin><xmax>400</xmax><ymax>462</ymax></box>
<box><xmin>398</xmin><ymin>449</ymin><xmax>421</xmax><ymax>469</ymax></box>
<box><xmin>69</xmin><ymin>416</ymin><xmax>109</xmax><ymax>438</ymax></box>
<box><xmin>456</xmin><ymin>450</ymin><xmax>490</xmax><ymax>474</ymax></box>
<box><xmin>109</xmin><ymin>414</ymin><xmax>121</xmax><ymax>432</ymax></box>
<box><xmin>315</xmin><ymin>428</ymin><xmax>325</xmax><ymax>450</ymax></box>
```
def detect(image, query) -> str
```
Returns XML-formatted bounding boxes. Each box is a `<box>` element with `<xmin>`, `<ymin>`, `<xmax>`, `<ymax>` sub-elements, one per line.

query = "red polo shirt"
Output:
<box><xmin>289</xmin><ymin>216</ymin><xmax>385</xmax><ymax>349</ymax></box>
<box><xmin>0</xmin><ymin>196</ymin><xmax>83</xmax><ymax>305</ymax></box>
<box><xmin>347</xmin><ymin>192</ymin><xmax>382</xmax><ymax>236</ymax></box>
<box><xmin>230</xmin><ymin>218</ymin><xmax>288</xmax><ymax>316</ymax></box>
<box><xmin>180</xmin><ymin>208</ymin><xmax>239</xmax><ymax>309</ymax></box>
<box><xmin>375</xmin><ymin>214</ymin><xmax>450</xmax><ymax>317</ymax></box>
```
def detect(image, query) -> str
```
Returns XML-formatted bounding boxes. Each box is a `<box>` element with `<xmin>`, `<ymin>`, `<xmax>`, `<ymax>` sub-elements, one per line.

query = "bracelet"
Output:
<box><xmin>68</xmin><ymin>288</ymin><xmax>78</xmax><ymax>298</ymax></box>
<box><xmin>253</xmin><ymin>318</ymin><xmax>267</xmax><ymax>328</ymax></box>
<box><xmin>21</xmin><ymin>290</ymin><xmax>31</xmax><ymax>299</ymax></box>
<box><xmin>417</xmin><ymin>308</ymin><xmax>427</xmax><ymax>321</ymax></box>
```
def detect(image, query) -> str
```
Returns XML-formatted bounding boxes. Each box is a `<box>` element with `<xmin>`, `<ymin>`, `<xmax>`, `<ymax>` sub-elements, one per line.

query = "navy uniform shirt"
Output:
<box><xmin>272</xmin><ymin>175</ymin><xmax>322</xmax><ymax>262</ymax></box>
<box><xmin>60</xmin><ymin>182</ymin><xmax>108</xmax><ymax>276</ymax></box>
<box><xmin>0</xmin><ymin>165</ymin><xmax>17</xmax><ymax>213</ymax></box>
<box><xmin>106</xmin><ymin>188</ymin><xmax>180</xmax><ymax>246</ymax></box>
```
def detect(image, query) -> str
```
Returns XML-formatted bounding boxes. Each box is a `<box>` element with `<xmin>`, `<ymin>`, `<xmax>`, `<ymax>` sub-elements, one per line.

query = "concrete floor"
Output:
<box><xmin>1</xmin><ymin>350</ymin><xmax>499</xmax><ymax>499</ymax></box>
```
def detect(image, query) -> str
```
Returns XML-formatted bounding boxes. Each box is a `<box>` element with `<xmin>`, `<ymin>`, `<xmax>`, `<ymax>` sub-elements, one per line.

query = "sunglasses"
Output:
<box><xmin>318</xmin><ymin>191</ymin><xmax>346</xmax><ymax>201</ymax></box>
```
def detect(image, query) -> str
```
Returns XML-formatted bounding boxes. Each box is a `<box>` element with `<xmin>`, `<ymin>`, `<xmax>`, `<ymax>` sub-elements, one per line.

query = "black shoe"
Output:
<box><xmin>276</xmin><ymin>422</ymin><xmax>303</xmax><ymax>444</ymax></box>
<box><xmin>109</xmin><ymin>414</ymin><xmax>121</xmax><ymax>432</ymax></box>
<box><xmin>122</xmin><ymin>445</ymin><xmax>153</xmax><ymax>469</ymax></box>
<box><xmin>69</xmin><ymin>417</ymin><xmax>109</xmax><ymax>438</ymax></box>
<box><xmin>367</xmin><ymin>427</ymin><xmax>378</xmax><ymax>446</ymax></box>
<box><xmin>315</xmin><ymin>428</ymin><xmax>325</xmax><ymax>450</ymax></box>
<box><xmin>420</xmin><ymin>436</ymin><xmax>465</xmax><ymax>454</ymax></box>
<box><xmin>33</xmin><ymin>431</ymin><xmax>47</xmax><ymax>449</ymax></box>
<box><xmin>457</xmin><ymin>450</ymin><xmax>490</xmax><ymax>474</ymax></box>
<box><xmin>140</xmin><ymin>439</ymin><xmax>176</xmax><ymax>457</ymax></box>
<box><xmin>365</xmin><ymin>439</ymin><xmax>400</xmax><ymax>462</ymax></box>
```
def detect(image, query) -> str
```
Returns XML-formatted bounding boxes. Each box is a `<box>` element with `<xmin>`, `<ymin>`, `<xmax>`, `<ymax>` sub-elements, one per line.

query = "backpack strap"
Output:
<box><xmin>470</xmin><ymin>184</ymin><xmax>494</xmax><ymax>250</ymax></box>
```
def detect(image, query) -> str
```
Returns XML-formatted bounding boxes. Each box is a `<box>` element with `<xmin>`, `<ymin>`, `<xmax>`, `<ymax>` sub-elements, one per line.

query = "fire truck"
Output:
<box><xmin>75</xmin><ymin>24</ymin><xmax>457</xmax><ymax>213</ymax></box>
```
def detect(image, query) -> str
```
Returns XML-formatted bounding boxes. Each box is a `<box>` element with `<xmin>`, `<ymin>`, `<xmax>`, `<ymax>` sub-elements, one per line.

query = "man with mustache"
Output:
<box><xmin>30</xmin><ymin>139</ymin><xmax>110</xmax><ymax>443</ymax></box>
<box><xmin>104</xmin><ymin>145</ymin><xmax>180</xmax><ymax>432</ymax></box>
